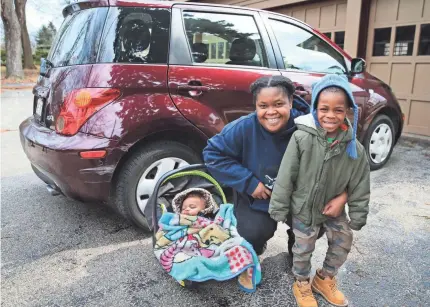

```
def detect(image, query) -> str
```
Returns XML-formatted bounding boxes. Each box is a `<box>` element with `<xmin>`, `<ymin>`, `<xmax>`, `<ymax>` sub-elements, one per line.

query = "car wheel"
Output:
<box><xmin>113</xmin><ymin>141</ymin><xmax>202</xmax><ymax>231</ymax></box>
<box><xmin>364</xmin><ymin>115</ymin><xmax>395</xmax><ymax>170</ymax></box>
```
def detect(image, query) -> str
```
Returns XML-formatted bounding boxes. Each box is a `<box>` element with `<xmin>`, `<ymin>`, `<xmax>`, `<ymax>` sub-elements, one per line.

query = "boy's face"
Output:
<box><xmin>181</xmin><ymin>196</ymin><xmax>206</xmax><ymax>216</ymax></box>
<box><xmin>316</xmin><ymin>91</ymin><xmax>348</xmax><ymax>136</ymax></box>
<box><xmin>256</xmin><ymin>87</ymin><xmax>292</xmax><ymax>133</ymax></box>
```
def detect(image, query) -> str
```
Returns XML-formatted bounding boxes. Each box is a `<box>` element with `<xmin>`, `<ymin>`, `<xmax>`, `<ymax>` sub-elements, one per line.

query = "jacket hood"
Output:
<box><xmin>310</xmin><ymin>74</ymin><xmax>358</xmax><ymax>158</ymax></box>
<box><xmin>294</xmin><ymin>114</ymin><xmax>353</xmax><ymax>142</ymax></box>
<box><xmin>172</xmin><ymin>188</ymin><xmax>219</xmax><ymax>215</ymax></box>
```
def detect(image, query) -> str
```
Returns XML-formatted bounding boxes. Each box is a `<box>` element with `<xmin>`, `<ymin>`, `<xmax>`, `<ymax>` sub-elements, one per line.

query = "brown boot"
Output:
<box><xmin>292</xmin><ymin>280</ymin><xmax>318</xmax><ymax>307</ymax></box>
<box><xmin>311</xmin><ymin>270</ymin><xmax>348</xmax><ymax>307</ymax></box>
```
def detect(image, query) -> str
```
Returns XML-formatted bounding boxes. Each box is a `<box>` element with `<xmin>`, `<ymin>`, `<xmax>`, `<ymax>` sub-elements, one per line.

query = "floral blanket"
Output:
<box><xmin>154</xmin><ymin>204</ymin><xmax>261</xmax><ymax>289</ymax></box>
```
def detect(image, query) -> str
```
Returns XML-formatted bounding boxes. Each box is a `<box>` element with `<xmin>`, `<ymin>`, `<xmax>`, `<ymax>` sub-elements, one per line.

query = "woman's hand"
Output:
<box><xmin>252</xmin><ymin>182</ymin><xmax>272</xmax><ymax>199</ymax></box>
<box><xmin>323</xmin><ymin>190</ymin><xmax>348</xmax><ymax>217</ymax></box>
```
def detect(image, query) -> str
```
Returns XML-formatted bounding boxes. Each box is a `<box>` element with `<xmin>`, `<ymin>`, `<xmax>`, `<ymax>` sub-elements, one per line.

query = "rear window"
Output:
<box><xmin>48</xmin><ymin>8</ymin><xmax>108</xmax><ymax>67</ymax></box>
<box><xmin>98</xmin><ymin>7</ymin><xmax>170</xmax><ymax>64</ymax></box>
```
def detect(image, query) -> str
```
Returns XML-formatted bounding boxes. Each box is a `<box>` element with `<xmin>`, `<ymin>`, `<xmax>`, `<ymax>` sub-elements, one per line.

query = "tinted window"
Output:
<box><xmin>98</xmin><ymin>7</ymin><xmax>170</xmax><ymax>64</ymax></box>
<box><xmin>270</xmin><ymin>19</ymin><xmax>346</xmax><ymax>74</ymax></box>
<box><xmin>182</xmin><ymin>12</ymin><xmax>268</xmax><ymax>67</ymax></box>
<box><xmin>394</xmin><ymin>25</ymin><xmax>415</xmax><ymax>56</ymax></box>
<box><xmin>373</xmin><ymin>28</ymin><xmax>391</xmax><ymax>56</ymax></box>
<box><xmin>418</xmin><ymin>24</ymin><xmax>430</xmax><ymax>55</ymax></box>
<box><xmin>323</xmin><ymin>32</ymin><xmax>332</xmax><ymax>40</ymax></box>
<box><xmin>334</xmin><ymin>31</ymin><xmax>345</xmax><ymax>49</ymax></box>
<box><xmin>48</xmin><ymin>8</ymin><xmax>108</xmax><ymax>67</ymax></box>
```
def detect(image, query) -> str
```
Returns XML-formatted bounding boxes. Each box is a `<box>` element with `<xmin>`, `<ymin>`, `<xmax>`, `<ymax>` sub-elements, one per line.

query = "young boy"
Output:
<box><xmin>269</xmin><ymin>74</ymin><xmax>370</xmax><ymax>307</ymax></box>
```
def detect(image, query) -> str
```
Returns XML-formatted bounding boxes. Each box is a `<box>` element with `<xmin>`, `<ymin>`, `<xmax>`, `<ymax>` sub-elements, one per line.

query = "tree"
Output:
<box><xmin>15</xmin><ymin>0</ymin><xmax>35</xmax><ymax>69</ymax></box>
<box><xmin>47</xmin><ymin>21</ymin><xmax>57</xmax><ymax>38</ymax></box>
<box><xmin>36</xmin><ymin>23</ymin><xmax>56</xmax><ymax>47</ymax></box>
<box><xmin>1</xmin><ymin>0</ymin><xmax>24</xmax><ymax>78</ymax></box>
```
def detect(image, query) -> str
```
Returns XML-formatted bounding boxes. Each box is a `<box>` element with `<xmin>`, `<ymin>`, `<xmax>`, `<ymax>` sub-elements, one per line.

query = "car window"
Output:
<box><xmin>269</xmin><ymin>19</ymin><xmax>346</xmax><ymax>74</ymax></box>
<box><xmin>48</xmin><ymin>8</ymin><xmax>108</xmax><ymax>67</ymax></box>
<box><xmin>182</xmin><ymin>11</ymin><xmax>268</xmax><ymax>67</ymax></box>
<box><xmin>98</xmin><ymin>7</ymin><xmax>170</xmax><ymax>64</ymax></box>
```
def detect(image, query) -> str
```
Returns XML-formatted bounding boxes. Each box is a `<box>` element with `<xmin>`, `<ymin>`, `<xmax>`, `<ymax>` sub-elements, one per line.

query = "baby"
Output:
<box><xmin>172</xmin><ymin>188</ymin><xmax>255</xmax><ymax>293</ymax></box>
<box><xmin>172</xmin><ymin>188</ymin><xmax>218</xmax><ymax>217</ymax></box>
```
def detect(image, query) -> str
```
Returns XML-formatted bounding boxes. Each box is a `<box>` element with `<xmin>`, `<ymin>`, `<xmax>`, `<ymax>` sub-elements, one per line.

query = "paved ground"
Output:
<box><xmin>1</xmin><ymin>90</ymin><xmax>430</xmax><ymax>307</ymax></box>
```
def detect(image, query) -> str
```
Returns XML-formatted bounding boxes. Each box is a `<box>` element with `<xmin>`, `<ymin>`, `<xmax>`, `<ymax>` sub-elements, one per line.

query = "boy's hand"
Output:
<box><xmin>323</xmin><ymin>191</ymin><xmax>348</xmax><ymax>217</ymax></box>
<box><xmin>252</xmin><ymin>182</ymin><xmax>272</xmax><ymax>199</ymax></box>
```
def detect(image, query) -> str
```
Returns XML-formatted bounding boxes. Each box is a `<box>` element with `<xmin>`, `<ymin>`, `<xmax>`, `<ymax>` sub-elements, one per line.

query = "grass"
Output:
<box><xmin>1</xmin><ymin>65</ymin><xmax>40</xmax><ymax>86</ymax></box>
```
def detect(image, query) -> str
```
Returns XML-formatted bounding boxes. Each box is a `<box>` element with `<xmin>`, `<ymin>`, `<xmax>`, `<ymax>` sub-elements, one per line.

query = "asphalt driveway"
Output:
<box><xmin>1</xmin><ymin>90</ymin><xmax>429</xmax><ymax>306</ymax></box>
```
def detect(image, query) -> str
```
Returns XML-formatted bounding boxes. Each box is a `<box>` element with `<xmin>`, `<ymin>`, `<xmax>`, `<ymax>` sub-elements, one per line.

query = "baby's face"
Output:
<box><xmin>181</xmin><ymin>196</ymin><xmax>206</xmax><ymax>216</ymax></box>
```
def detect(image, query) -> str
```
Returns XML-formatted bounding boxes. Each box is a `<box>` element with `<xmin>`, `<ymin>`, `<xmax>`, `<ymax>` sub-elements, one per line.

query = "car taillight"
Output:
<box><xmin>56</xmin><ymin>88</ymin><xmax>121</xmax><ymax>135</ymax></box>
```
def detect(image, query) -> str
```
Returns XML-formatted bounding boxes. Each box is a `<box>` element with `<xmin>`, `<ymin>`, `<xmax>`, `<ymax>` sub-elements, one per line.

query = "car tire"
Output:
<box><xmin>363</xmin><ymin>114</ymin><xmax>396</xmax><ymax>170</ymax></box>
<box><xmin>113</xmin><ymin>141</ymin><xmax>202</xmax><ymax>231</ymax></box>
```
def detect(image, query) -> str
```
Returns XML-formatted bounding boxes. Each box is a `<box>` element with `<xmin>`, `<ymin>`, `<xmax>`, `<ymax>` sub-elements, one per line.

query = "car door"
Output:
<box><xmin>168</xmin><ymin>5</ymin><xmax>281</xmax><ymax>137</ymax></box>
<box><xmin>261</xmin><ymin>12</ymin><xmax>370</xmax><ymax>134</ymax></box>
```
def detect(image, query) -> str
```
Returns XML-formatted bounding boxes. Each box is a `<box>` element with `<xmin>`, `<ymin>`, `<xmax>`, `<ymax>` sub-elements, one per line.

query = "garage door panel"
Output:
<box><xmin>398</xmin><ymin>0</ymin><xmax>423</xmax><ymax>22</ymax></box>
<box><xmin>292</xmin><ymin>10</ymin><xmax>305</xmax><ymax>21</ymax></box>
<box><xmin>320</xmin><ymin>5</ymin><xmax>336</xmax><ymax>28</ymax></box>
<box><xmin>424</xmin><ymin>0</ymin><xmax>430</xmax><ymax>19</ymax></box>
<box><xmin>375</xmin><ymin>0</ymin><xmax>398</xmax><ymax>24</ymax></box>
<box><xmin>390</xmin><ymin>63</ymin><xmax>414</xmax><ymax>95</ymax></box>
<box><xmin>336</xmin><ymin>3</ymin><xmax>346</xmax><ymax>27</ymax></box>
<box><xmin>305</xmin><ymin>7</ymin><xmax>320</xmax><ymax>28</ymax></box>
<box><xmin>409</xmin><ymin>100</ymin><xmax>430</xmax><ymax>129</ymax></box>
<box><xmin>413</xmin><ymin>63</ymin><xmax>430</xmax><ymax>95</ymax></box>
<box><xmin>370</xmin><ymin>63</ymin><xmax>390</xmax><ymax>83</ymax></box>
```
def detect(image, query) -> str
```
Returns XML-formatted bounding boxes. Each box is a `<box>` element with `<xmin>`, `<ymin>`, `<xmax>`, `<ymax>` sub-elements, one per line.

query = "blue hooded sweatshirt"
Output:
<box><xmin>203</xmin><ymin>96</ymin><xmax>310</xmax><ymax>212</ymax></box>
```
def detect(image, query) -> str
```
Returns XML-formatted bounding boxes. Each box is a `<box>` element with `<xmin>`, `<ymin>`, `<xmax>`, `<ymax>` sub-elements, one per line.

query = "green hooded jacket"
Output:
<box><xmin>269</xmin><ymin>114</ymin><xmax>370</xmax><ymax>230</ymax></box>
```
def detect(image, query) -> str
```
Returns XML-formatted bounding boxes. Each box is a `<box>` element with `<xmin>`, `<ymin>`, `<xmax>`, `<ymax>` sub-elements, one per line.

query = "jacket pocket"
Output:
<box><xmin>291</xmin><ymin>186</ymin><xmax>309</xmax><ymax>216</ymax></box>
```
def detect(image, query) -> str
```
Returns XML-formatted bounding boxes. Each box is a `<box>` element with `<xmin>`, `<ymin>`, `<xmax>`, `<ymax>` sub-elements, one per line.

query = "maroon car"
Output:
<box><xmin>20</xmin><ymin>0</ymin><xmax>403</xmax><ymax>230</ymax></box>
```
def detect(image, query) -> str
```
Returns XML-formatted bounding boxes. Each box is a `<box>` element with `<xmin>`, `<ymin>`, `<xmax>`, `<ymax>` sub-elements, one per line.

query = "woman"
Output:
<box><xmin>203</xmin><ymin>75</ymin><xmax>347</xmax><ymax>255</ymax></box>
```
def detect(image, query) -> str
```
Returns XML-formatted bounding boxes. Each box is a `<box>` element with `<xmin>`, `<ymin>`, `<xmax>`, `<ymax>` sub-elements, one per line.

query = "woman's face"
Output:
<box><xmin>255</xmin><ymin>87</ymin><xmax>292</xmax><ymax>133</ymax></box>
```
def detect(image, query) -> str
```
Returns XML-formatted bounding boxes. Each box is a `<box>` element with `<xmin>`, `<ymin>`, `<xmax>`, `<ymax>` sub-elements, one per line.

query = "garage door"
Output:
<box><xmin>366</xmin><ymin>0</ymin><xmax>430</xmax><ymax>136</ymax></box>
<box><xmin>271</xmin><ymin>0</ymin><xmax>347</xmax><ymax>49</ymax></box>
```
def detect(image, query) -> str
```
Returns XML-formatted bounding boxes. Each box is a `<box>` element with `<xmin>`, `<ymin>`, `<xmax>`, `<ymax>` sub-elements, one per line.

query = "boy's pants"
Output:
<box><xmin>292</xmin><ymin>214</ymin><xmax>353</xmax><ymax>281</ymax></box>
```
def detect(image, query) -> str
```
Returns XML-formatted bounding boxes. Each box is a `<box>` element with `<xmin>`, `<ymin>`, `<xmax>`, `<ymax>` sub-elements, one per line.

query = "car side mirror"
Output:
<box><xmin>350</xmin><ymin>58</ymin><xmax>366</xmax><ymax>75</ymax></box>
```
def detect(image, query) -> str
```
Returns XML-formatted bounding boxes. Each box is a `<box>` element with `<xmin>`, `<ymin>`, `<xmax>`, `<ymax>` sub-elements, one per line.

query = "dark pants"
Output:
<box><xmin>234</xmin><ymin>192</ymin><xmax>278</xmax><ymax>255</ymax></box>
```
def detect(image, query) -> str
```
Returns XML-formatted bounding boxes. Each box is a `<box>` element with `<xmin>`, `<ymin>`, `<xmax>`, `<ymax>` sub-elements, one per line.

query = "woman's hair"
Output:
<box><xmin>250</xmin><ymin>75</ymin><xmax>295</xmax><ymax>104</ymax></box>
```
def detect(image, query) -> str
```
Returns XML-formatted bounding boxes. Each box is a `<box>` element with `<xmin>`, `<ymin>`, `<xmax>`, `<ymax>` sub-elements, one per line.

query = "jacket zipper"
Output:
<box><xmin>311</xmin><ymin>140</ymin><xmax>340</xmax><ymax>226</ymax></box>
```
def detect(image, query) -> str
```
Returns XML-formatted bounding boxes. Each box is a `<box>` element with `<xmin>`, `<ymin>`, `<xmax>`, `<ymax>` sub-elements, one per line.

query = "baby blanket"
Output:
<box><xmin>154</xmin><ymin>204</ymin><xmax>261</xmax><ymax>290</ymax></box>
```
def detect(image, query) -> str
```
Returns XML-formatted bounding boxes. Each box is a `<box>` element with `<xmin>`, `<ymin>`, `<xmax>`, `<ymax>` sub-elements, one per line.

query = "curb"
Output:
<box><xmin>1</xmin><ymin>83</ymin><xmax>35</xmax><ymax>90</ymax></box>
<box><xmin>399</xmin><ymin>133</ymin><xmax>430</xmax><ymax>146</ymax></box>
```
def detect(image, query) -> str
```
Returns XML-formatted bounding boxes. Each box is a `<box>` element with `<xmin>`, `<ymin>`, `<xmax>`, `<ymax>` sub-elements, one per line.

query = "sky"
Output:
<box><xmin>26</xmin><ymin>0</ymin><xmax>67</xmax><ymax>39</ymax></box>
<box><xmin>1</xmin><ymin>0</ymin><xmax>67</xmax><ymax>48</ymax></box>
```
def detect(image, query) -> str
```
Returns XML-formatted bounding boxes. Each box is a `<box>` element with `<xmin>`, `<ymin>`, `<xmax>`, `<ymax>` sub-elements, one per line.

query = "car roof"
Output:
<box><xmin>64</xmin><ymin>0</ymin><xmax>308</xmax><ymax>28</ymax></box>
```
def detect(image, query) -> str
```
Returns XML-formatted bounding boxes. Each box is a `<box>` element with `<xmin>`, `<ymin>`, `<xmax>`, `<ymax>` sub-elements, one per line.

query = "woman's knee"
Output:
<box><xmin>238</xmin><ymin>220</ymin><xmax>276</xmax><ymax>243</ymax></box>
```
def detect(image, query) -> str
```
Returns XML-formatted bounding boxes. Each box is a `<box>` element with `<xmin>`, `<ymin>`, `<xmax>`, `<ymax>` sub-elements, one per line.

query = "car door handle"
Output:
<box><xmin>178</xmin><ymin>85</ymin><xmax>210</xmax><ymax>91</ymax></box>
<box><xmin>177</xmin><ymin>83</ymin><xmax>210</xmax><ymax>97</ymax></box>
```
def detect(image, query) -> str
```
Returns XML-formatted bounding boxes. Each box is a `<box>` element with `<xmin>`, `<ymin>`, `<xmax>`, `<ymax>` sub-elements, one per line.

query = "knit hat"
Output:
<box><xmin>172</xmin><ymin>188</ymin><xmax>219</xmax><ymax>215</ymax></box>
<box><xmin>311</xmin><ymin>74</ymin><xmax>358</xmax><ymax>159</ymax></box>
